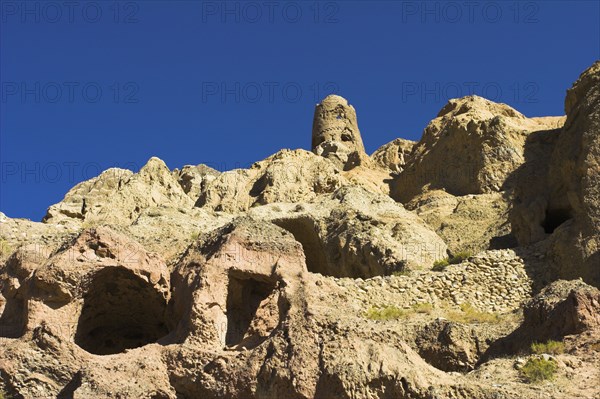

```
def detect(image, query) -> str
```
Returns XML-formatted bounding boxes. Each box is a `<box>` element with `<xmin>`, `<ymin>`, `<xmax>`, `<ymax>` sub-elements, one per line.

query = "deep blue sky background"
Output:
<box><xmin>1</xmin><ymin>0</ymin><xmax>599</xmax><ymax>221</ymax></box>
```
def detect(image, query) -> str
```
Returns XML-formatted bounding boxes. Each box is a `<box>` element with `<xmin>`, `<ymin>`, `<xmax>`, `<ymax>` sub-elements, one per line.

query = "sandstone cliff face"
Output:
<box><xmin>511</xmin><ymin>61</ymin><xmax>600</xmax><ymax>286</ymax></box>
<box><xmin>371</xmin><ymin>137</ymin><xmax>417</xmax><ymax>172</ymax></box>
<box><xmin>196</xmin><ymin>149</ymin><xmax>345</xmax><ymax>213</ymax></box>
<box><xmin>44</xmin><ymin>157</ymin><xmax>194</xmax><ymax>227</ymax></box>
<box><xmin>173</xmin><ymin>163</ymin><xmax>221</xmax><ymax>202</ymax></box>
<box><xmin>388</xmin><ymin>96</ymin><xmax>565</xmax><ymax>255</ymax></box>
<box><xmin>407</xmin><ymin>190</ymin><xmax>514</xmax><ymax>255</ymax></box>
<box><xmin>249</xmin><ymin>186</ymin><xmax>447</xmax><ymax>277</ymax></box>
<box><xmin>392</xmin><ymin>95</ymin><xmax>564</xmax><ymax>203</ymax></box>
<box><xmin>2</xmin><ymin>62</ymin><xmax>600</xmax><ymax>399</ymax></box>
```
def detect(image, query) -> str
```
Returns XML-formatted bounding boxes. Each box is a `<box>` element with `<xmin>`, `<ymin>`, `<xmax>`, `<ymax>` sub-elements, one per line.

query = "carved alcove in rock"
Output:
<box><xmin>0</xmin><ymin>295</ymin><xmax>26</xmax><ymax>339</ymax></box>
<box><xmin>74</xmin><ymin>267</ymin><xmax>170</xmax><ymax>355</ymax></box>
<box><xmin>272</xmin><ymin>217</ymin><xmax>330</xmax><ymax>276</ymax></box>
<box><xmin>225</xmin><ymin>271</ymin><xmax>280</xmax><ymax>350</ymax></box>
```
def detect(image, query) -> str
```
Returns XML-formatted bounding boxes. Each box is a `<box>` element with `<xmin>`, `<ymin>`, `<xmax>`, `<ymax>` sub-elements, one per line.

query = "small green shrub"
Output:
<box><xmin>392</xmin><ymin>270</ymin><xmax>411</xmax><ymax>277</ymax></box>
<box><xmin>432</xmin><ymin>258</ymin><xmax>449</xmax><ymax>271</ymax></box>
<box><xmin>190</xmin><ymin>232</ymin><xmax>200</xmax><ymax>240</ymax></box>
<box><xmin>531</xmin><ymin>340</ymin><xmax>565</xmax><ymax>355</ymax></box>
<box><xmin>365</xmin><ymin>305</ymin><xmax>407</xmax><ymax>321</ymax></box>
<box><xmin>432</xmin><ymin>251</ymin><xmax>472</xmax><ymax>271</ymax></box>
<box><xmin>520</xmin><ymin>357</ymin><xmax>558</xmax><ymax>383</ymax></box>
<box><xmin>447</xmin><ymin>303</ymin><xmax>501</xmax><ymax>324</ymax></box>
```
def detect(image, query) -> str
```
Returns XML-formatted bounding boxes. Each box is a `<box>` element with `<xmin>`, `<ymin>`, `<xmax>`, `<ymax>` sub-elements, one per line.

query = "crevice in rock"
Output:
<box><xmin>74</xmin><ymin>267</ymin><xmax>169</xmax><ymax>355</ymax></box>
<box><xmin>272</xmin><ymin>217</ymin><xmax>330</xmax><ymax>276</ymax></box>
<box><xmin>57</xmin><ymin>371</ymin><xmax>82</xmax><ymax>399</ymax></box>
<box><xmin>399</xmin><ymin>377</ymin><xmax>409</xmax><ymax>393</ymax></box>
<box><xmin>225</xmin><ymin>272</ymin><xmax>278</xmax><ymax>349</ymax></box>
<box><xmin>541</xmin><ymin>207</ymin><xmax>572</xmax><ymax>234</ymax></box>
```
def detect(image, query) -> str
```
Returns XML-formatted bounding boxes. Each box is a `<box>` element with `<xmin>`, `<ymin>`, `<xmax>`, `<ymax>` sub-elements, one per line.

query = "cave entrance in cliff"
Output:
<box><xmin>225</xmin><ymin>273</ymin><xmax>278</xmax><ymax>349</ymax></box>
<box><xmin>74</xmin><ymin>267</ymin><xmax>169</xmax><ymax>355</ymax></box>
<box><xmin>273</xmin><ymin>217</ymin><xmax>330</xmax><ymax>276</ymax></box>
<box><xmin>542</xmin><ymin>208</ymin><xmax>572</xmax><ymax>234</ymax></box>
<box><xmin>0</xmin><ymin>297</ymin><xmax>26</xmax><ymax>339</ymax></box>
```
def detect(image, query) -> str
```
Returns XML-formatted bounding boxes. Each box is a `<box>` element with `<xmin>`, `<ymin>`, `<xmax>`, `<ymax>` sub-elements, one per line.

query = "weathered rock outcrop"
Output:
<box><xmin>250</xmin><ymin>186</ymin><xmax>448</xmax><ymax>277</ymax></box>
<box><xmin>37</xmin><ymin>159</ymin><xmax>232</xmax><ymax>265</ymax></box>
<box><xmin>121</xmin><ymin>207</ymin><xmax>231</xmax><ymax>264</ymax></box>
<box><xmin>312</xmin><ymin>95</ymin><xmax>370</xmax><ymax>170</ymax></box>
<box><xmin>392</xmin><ymin>95</ymin><xmax>564</xmax><ymax>203</ymax></box>
<box><xmin>0</xmin><ymin>220</ymin><xmax>463</xmax><ymax>399</ymax></box>
<box><xmin>173</xmin><ymin>164</ymin><xmax>221</xmax><ymax>202</ymax></box>
<box><xmin>196</xmin><ymin>149</ymin><xmax>345</xmax><ymax>213</ymax></box>
<box><xmin>511</xmin><ymin>61</ymin><xmax>600</xmax><ymax>286</ymax></box>
<box><xmin>1</xmin><ymin>227</ymin><xmax>171</xmax><ymax>343</ymax></box>
<box><xmin>484</xmin><ymin>279</ymin><xmax>600</xmax><ymax>360</ymax></box>
<box><xmin>0</xmin><ymin>212</ymin><xmax>76</xmax><ymax>262</ymax></box>
<box><xmin>407</xmin><ymin>190</ymin><xmax>514</xmax><ymax>254</ymax></box>
<box><xmin>0</xmin><ymin>227</ymin><xmax>174</xmax><ymax>397</ymax></box>
<box><xmin>43</xmin><ymin>157</ymin><xmax>194</xmax><ymax>227</ymax></box>
<box><xmin>416</xmin><ymin>319</ymin><xmax>488</xmax><ymax>372</ymax></box>
<box><xmin>371</xmin><ymin>138</ymin><xmax>417</xmax><ymax>172</ymax></box>
<box><xmin>388</xmin><ymin>96</ymin><xmax>564</xmax><ymax>255</ymax></box>
<box><xmin>522</xmin><ymin>279</ymin><xmax>600</xmax><ymax>338</ymax></box>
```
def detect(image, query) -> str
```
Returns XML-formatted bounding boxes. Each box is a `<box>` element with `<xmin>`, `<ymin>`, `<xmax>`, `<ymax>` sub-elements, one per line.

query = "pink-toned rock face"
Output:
<box><xmin>0</xmin><ymin>227</ymin><xmax>181</xmax><ymax>397</ymax></box>
<box><xmin>524</xmin><ymin>280</ymin><xmax>600</xmax><ymax>337</ymax></box>
<box><xmin>1</xmin><ymin>227</ymin><xmax>171</xmax><ymax>351</ymax></box>
<box><xmin>169</xmin><ymin>218</ymin><xmax>306</xmax><ymax>347</ymax></box>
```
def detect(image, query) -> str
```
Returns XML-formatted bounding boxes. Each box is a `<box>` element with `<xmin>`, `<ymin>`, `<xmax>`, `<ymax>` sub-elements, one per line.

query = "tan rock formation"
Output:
<box><xmin>511</xmin><ymin>61</ymin><xmax>600</xmax><ymax>286</ymax></box>
<box><xmin>416</xmin><ymin>319</ymin><xmax>489</xmax><ymax>372</ymax></box>
<box><xmin>173</xmin><ymin>164</ymin><xmax>220</xmax><ymax>201</ymax></box>
<box><xmin>196</xmin><ymin>149</ymin><xmax>346</xmax><ymax>212</ymax></box>
<box><xmin>249</xmin><ymin>186</ymin><xmax>448</xmax><ymax>276</ymax></box>
<box><xmin>3</xmin><ymin>221</ymin><xmax>593</xmax><ymax>398</ymax></box>
<box><xmin>407</xmin><ymin>190</ymin><xmax>514</xmax><ymax>254</ymax></box>
<box><xmin>43</xmin><ymin>157</ymin><xmax>193</xmax><ymax>227</ymax></box>
<box><xmin>484</xmin><ymin>279</ymin><xmax>600</xmax><ymax>358</ymax></box>
<box><xmin>392</xmin><ymin>95</ymin><xmax>565</xmax><ymax>203</ymax></box>
<box><xmin>0</xmin><ymin>212</ymin><xmax>76</xmax><ymax>262</ymax></box>
<box><xmin>0</xmin><ymin>221</ymin><xmax>459</xmax><ymax>399</ymax></box>
<box><xmin>371</xmin><ymin>137</ymin><xmax>417</xmax><ymax>172</ymax></box>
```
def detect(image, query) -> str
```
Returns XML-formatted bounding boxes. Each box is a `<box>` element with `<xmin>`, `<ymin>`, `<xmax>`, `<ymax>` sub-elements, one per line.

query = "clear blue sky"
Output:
<box><xmin>1</xmin><ymin>0</ymin><xmax>599</xmax><ymax>221</ymax></box>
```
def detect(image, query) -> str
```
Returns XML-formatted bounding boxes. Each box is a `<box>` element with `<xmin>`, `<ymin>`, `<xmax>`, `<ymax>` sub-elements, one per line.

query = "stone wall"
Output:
<box><xmin>330</xmin><ymin>249</ymin><xmax>540</xmax><ymax>313</ymax></box>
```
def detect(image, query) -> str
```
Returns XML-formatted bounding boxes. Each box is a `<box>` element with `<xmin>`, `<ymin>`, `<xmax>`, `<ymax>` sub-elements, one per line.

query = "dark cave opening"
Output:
<box><xmin>273</xmin><ymin>217</ymin><xmax>330</xmax><ymax>276</ymax></box>
<box><xmin>225</xmin><ymin>274</ymin><xmax>277</xmax><ymax>348</ymax></box>
<box><xmin>0</xmin><ymin>297</ymin><xmax>26</xmax><ymax>339</ymax></box>
<box><xmin>74</xmin><ymin>267</ymin><xmax>169</xmax><ymax>355</ymax></box>
<box><xmin>541</xmin><ymin>208</ymin><xmax>572</xmax><ymax>234</ymax></box>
